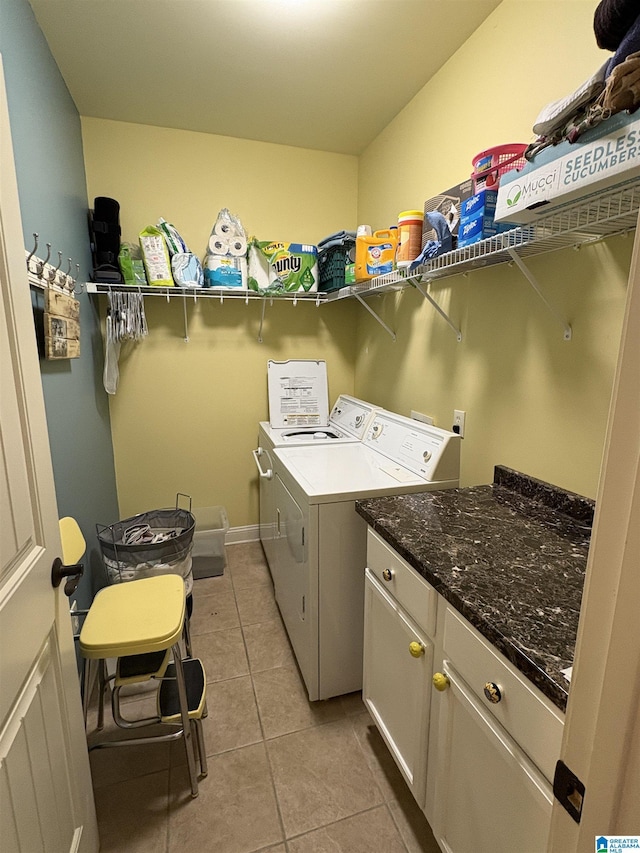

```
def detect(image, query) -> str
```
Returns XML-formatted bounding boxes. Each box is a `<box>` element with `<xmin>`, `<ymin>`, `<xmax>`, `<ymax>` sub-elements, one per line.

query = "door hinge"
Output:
<box><xmin>553</xmin><ymin>760</ymin><xmax>585</xmax><ymax>823</ymax></box>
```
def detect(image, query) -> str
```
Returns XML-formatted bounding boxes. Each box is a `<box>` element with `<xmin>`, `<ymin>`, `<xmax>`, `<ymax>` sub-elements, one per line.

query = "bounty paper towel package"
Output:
<box><xmin>248</xmin><ymin>240</ymin><xmax>318</xmax><ymax>294</ymax></box>
<box><xmin>204</xmin><ymin>209</ymin><xmax>248</xmax><ymax>288</ymax></box>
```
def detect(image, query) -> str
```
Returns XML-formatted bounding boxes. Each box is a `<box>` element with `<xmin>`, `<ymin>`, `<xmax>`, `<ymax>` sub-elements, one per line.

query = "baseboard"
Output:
<box><xmin>226</xmin><ymin>524</ymin><xmax>260</xmax><ymax>545</ymax></box>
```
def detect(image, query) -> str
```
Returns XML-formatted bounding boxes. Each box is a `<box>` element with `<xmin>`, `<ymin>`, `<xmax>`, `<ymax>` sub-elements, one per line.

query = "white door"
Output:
<box><xmin>0</xmin><ymin>59</ymin><xmax>98</xmax><ymax>853</ymax></box>
<box><xmin>432</xmin><ymin>663</ymin><xmax>554</xmax><ymax>853</ymax></box>
<box><xmin>363</xmin><ymin>568</ymin><xmax>432</xmax><ymax>805</ymax></box>
<box><xmin>272</xmin><ymin>474</ymin><xmax>312</xmax><ymax>684</ymax></box>
<box><xmin>548</xmin><ymin>213</ymin><xmax>640</xmax><ymax>847</ymax></box>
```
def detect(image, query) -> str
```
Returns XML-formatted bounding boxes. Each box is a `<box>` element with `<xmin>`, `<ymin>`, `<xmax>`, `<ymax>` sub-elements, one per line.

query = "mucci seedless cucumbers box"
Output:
<box><xmin>495</xmin><ymin>111</ymin><xmax>640</xmax><ymax>224</ymax></box>
<box><xmin>248</xmin><ymin>241</ymin><xmax>318</xmax><ymax>293</ymax></box>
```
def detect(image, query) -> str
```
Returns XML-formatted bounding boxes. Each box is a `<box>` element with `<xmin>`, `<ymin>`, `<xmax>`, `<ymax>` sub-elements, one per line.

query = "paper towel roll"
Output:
<box><xmin>209</xmin><ymin>235</ymin><xmax>230</xmax><ymax>255</ymax></box>
<box><xmin>228</xmin><ymin>236</ymin><xmax>247</xmax><ymax>257</ymax></box>
<box><xmin>214</xmin><ymin>220</ymin><xmax>236</xmax><ymax>238</ymax></box>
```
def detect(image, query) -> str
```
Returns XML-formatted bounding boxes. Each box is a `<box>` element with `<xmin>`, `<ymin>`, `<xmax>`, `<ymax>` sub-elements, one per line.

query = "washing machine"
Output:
<box><xmin>253</xmin><ymin>394</ymin><xmax>381</xmax><ymax>568</ymax></box>
<box><xmin>270</xmin><ymin>410</ymin><xmax>461</xmax><ymax>701</ymax></box>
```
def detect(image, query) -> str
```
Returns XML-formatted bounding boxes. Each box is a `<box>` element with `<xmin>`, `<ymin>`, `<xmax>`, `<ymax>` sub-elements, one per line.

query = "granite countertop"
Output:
<box><xmin>355</xmin><ymin>465</ymin><xmax>594</xmax><ymax>712</ymax></box>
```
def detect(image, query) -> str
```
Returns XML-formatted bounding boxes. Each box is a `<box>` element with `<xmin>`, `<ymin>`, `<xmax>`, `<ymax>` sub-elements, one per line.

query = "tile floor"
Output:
<box><xmin>88</xmin><ymin>542</ymin><xmax>441</xmax><ymax>853</ymax></box>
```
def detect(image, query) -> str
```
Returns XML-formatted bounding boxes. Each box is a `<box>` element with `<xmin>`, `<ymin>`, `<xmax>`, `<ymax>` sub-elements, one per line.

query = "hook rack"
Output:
<box><xmin>25</xmin><ymin>232</ymin><xmax>82</xmax><ymax>295</ymax></box>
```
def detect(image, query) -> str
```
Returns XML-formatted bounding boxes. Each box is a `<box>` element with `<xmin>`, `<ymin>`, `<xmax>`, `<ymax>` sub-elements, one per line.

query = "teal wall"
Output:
<box><xmin>1</xmin><ymin>0</ymin><xmax>119</xmax><ymax>604</ymax></box>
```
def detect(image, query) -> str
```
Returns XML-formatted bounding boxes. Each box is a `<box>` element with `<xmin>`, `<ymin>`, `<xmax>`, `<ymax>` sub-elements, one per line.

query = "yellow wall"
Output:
<box><xmin>82</xmin><ymin>118</ymin><xmax>358</xmax><ymax>524</ymax></box>
<box><xmin>83</xmin><ymin>1</ymin><xmax>632</xmax><ymax>524</ymax></box>
<box><xmin>355</xmin><ymin>0</ymin><xmax>630</xmax><ymax>497</ymax></box>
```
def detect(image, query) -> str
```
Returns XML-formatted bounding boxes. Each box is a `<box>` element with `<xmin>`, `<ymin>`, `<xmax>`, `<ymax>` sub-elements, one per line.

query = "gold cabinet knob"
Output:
<box><xmin>409</xmin><ymin>641</ymin><xmax>425</xmax><ymax>658</ymax></box>
<box><xmin>483</xmin><ymin>682</ymin><xmax>502</xmax><ymax>704</ymax></box>
<box><xmin>432</xmin><ymin>672</ymin><xmax>449</xmax><ymax>691</ymax></box>
<box><xmin>382</xmin><ymin>568</ymin><xmax>394</xmax><ymax>582</ymax></box>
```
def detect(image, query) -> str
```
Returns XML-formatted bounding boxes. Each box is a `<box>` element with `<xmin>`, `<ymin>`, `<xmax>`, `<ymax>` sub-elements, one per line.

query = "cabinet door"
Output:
<box><xmin>258</xmin><ymin>446</ymin><xmax>277</xmax><ymax>568</ymax></box>
<box><xmin>431</xmin><ymin>663</ymin><xmax>553</xmax><ymax>853</ymax></box>
<box><xmin>363</xmin><ymin>568</ymin><xmax>432</xmax><ymax>805</ymax></box>
<box><xmin>271</xmin><ymin>474</ymin><xmax>315</xmax><ymax>693</ymax></box>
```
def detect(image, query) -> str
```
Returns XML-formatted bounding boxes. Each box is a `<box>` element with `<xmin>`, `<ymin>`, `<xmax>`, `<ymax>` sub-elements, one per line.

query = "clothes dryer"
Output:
<box><xmin>270</xmin><ymin>411</ymin><xmax>461</xmax><ymax>701</ymax></box>
<box><xmin>253</xmin><ymin>395</ymin><xmax>381</xmax><ymax>567</ymax></box>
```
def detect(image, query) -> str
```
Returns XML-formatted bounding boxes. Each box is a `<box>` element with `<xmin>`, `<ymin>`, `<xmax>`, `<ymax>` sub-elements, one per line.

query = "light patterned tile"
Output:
<box><xmin>228</xmin><ymin>544</ymin><xmax>273</xmax><ymax>590</ymax></box>
<box><xmin>94</xmin><ymin>770</ymin><xmax>169</xmax><ymax>852</ymax></box>
<box><xmin>266</xmin><ymin>718</ymin><xmax>383</xmax><ymax>838</ymax></box>
<box><xmin>287</xmin><ymin>805</ymin><xmax>406</xmax><ymax>853</ymax></box>
<box><xmin>168</xmin><ymin>743</ymin><xmax>283</xmax><ymax>853</ymax></box>
<box><xmin>253</xmin><ymin>665</ymin><xmax>345</xmax><ymax>739</ymax></box>
<box><xmin>243</xmin><ymin>618</ymin><xmax>295</xmax><ymax>673</ymax></box>
<box><xmin>189</xmin><ymin>589</ymin><xmax>240</xmax><ymax>635</ymax></box>
<box><xmin>349</xmin><ymin>710</ymin><xmax>410</xmax><ymax>802</ymax></box>
<box><xmin>234</xmin><ymin>584</ymin><xmax>280</xmax><ymax>626</ymax></box>
<box><xmin>194</xmin><ymin>627</ymin><xmax>249</xmax><ymax>682</ymax></box>
<box><xmin>388</xmin><ymin>796</ymin><xmax>441</xmax><ymax>853</ymax></box>
<box><xmin>193</xmin><ymin>572</ymin><xmax>234</xmax><ymax>596</ymax></box>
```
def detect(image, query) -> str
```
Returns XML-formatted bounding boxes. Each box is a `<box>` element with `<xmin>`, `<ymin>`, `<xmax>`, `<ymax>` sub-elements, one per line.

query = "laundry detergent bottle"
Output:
<box><xmin>355</xmin><ymin>229</ymin><xmax>398</xmax><ymax>282</ymax></box>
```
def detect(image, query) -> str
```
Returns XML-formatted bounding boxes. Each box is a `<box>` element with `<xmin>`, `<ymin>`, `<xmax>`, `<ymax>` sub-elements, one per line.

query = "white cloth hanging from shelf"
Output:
<box><xmin>103</xmin><ymin>291</ymin><xmax>148</xmax><ymax>395</ymax></box>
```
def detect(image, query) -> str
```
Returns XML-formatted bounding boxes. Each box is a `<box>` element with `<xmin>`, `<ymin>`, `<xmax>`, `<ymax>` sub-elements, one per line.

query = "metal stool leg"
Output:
<box><xmin>172</xmin><ymin>643</ymin><xmax>199</xmax><ymax>798</ymax></box>
<box><xmin>193</xmin><ymin>718</ymin><xmax>208</xmax><ymax>777</ymax></box>
<box><xmin>82</xmin><ymin>658</ymin><xmax>92</xmax><ymax>726</ymax></box>
<box><xmin>97</xmin><ymin>659</ymin><xmax>108</xmax><ymax>730</ymax></box>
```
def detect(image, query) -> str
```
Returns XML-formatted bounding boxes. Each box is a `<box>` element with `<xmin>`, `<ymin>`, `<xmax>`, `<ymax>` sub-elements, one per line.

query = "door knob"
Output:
<box><xmin>483</xmin><ymin>682</ymin><xmax>503</xmax><ymax>704</ymax></box>
<box><xmin>409</xmin><ymin>641</ymin><xmax>425</xmax><ymax>658</ymax></box>
<box><xmin>432</xmin><ymin>672</ymin><xmax>450</xmax><ymax>691</ymax></box>
<box><xmin>382</xmin><ymin>568</ymin><xmax>394</xmax><ymax>582</ymax></box>
<box><xmin>51</xmin><ymin>557</ymin><xmax>84</xmax><ymax>596</ymax></box>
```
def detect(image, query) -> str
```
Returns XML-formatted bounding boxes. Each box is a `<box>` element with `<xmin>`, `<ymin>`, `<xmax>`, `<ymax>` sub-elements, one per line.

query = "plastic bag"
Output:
<box><xmin>172</xmin><ymin>252</ymin><xmax>204</xmax><ymax>287</ymax></box>
<box><xmin>139</xmin><ymin>225</ymin><xmax>173</xmax><ymax>286</ymax></box>
<box><xmin>203</xmin><ymin>209</ymin><xmax>248</xmax><ymax>288</ymax></box>
<box><xmin>118</xmin><ymin>242</ymin><xmax>147</xmax><ymax>286</ymax></box>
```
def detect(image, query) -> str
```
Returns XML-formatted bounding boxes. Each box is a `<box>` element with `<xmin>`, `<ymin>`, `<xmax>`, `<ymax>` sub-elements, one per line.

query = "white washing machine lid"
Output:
<box><xmin>267</xmin><ymin>359</ymin><xmax>328</xmax><ymax>429</ymax></box>
<box><xmin>260</xmin><ymin>395</ymin><xmax>380</xmax><ymax>446</ymax></box>
<box><xmin>274</xmin><ymin>443</ymin><xmax>457</xmax><ymax>503</ymax></box>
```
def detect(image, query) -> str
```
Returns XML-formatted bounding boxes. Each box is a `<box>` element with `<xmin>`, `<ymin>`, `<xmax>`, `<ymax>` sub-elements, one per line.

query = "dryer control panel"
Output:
<box><xmin>329</xmin><ymin>395</ymin><xmax>380</xmax><ymax>440</ymax></box>
<box><xmin>364</xmin><ymin>412</ymin><xmax>461</xmax><ymax>482</ymax></box>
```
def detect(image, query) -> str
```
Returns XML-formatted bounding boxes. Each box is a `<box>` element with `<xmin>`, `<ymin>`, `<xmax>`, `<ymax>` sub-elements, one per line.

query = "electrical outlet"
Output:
<box><xmin>453</xmin><ymin>409</ymin><xmax>466</xmax><ymax>438</ymax></box>
<box><xmin>411</xmin><ymin>410</ymin><xmax>434</xmax><ymax>425</ymax></box>
<box><xmin>70</xmin><ymin>600</ymin><xmax>80</xmax><ymax>635</ymax></box>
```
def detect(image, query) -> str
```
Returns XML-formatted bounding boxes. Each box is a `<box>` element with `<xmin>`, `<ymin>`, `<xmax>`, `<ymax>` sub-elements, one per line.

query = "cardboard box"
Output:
<box><xmin>496</xmin><ymin>111</ymin><xmax>640</xmax><ymax>223</ymax></box>
<box><xmin>457</xmin><ymin>217</ymin><xmax>499</xmax><ymax>248</ymax></box>
<box><xmin>423</xmin><ymin>179</ymin><xmax>473</xmax><ymax>245</ymax></box>
<box><xmin>460</xmin><ymin>190</ymin><xmax>498</xmax><ymax>222</ymax></box>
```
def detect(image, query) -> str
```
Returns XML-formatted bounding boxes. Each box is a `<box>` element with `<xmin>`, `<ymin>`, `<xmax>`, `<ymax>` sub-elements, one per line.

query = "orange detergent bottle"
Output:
<box><xmin>355</xmin><ymin>229</ymin><xmax>398</xmax><ymax>282</ymax></box>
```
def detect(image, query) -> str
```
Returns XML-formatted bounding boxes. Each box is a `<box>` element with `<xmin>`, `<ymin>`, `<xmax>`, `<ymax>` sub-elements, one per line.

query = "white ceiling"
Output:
<box><xmin>28</xmin><ymin>0</ymin><xmax>502</xmax><ymax>155</ymax></box>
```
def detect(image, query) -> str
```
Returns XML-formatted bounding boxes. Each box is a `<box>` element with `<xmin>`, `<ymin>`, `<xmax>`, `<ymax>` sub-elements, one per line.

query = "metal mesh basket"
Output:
<box><xmin>97</xmin><ymin>499</ymin><xmax>195</xmax><ymax>595</ymax></box>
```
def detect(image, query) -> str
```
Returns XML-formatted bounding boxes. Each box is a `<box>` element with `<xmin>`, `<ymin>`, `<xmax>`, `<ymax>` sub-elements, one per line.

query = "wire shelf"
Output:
<box><xmin>350</xmin><ymin>178</ymin><xmax>640</xmax><ymax>296</ymax></box>
<box><xmin>85</xmin><ymin>282</ymin><xmax>329</xmax><ymax>303</ymax></box>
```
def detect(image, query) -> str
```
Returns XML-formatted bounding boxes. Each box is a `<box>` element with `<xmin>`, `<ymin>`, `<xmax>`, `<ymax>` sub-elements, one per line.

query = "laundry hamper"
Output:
<box><xmin>471</xmin><ymin>143</ymin><xmax>527</xmax><ymax>193</ymax></box>
<box><xmin>97</xmin><ymin>496</ymin><xmax>196</xmax><ymax>596</ymax></box>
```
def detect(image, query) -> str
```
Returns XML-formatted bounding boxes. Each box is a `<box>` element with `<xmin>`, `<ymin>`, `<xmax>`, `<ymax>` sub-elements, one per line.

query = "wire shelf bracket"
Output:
<box><xmin>353</xmin><ymin>292</ymin><xmax>396</xmax><ymax>341</ymax></box>
<box><xmin>506</xmin><ymin>248</ymin><xmax>572</xmax><ymax>341</ymax></box>
<box><xmin>412</xmin><ymin>277</ymin><xmax>463</xmax><ymax>342</ymax></box>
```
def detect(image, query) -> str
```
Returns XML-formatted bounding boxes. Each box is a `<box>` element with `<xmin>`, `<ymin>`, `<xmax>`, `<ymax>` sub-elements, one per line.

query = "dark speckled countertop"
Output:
<box><xmin>355</xmin><ymin>465</ymin><xmax>594</xmax><ymax>712</ymax></box>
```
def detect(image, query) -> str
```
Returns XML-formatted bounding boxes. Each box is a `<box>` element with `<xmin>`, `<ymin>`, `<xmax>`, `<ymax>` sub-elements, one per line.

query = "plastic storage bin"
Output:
<box><xmin>191</xmin><ymin>506</ymin><xmax>229</xmax><ymax>579</ymax></box>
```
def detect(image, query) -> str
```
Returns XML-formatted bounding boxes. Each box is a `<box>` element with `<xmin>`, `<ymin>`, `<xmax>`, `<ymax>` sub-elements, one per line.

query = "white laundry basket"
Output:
<box><xmin>191</xmin><ymin>506</ymin><xmax>229</xmax><ymax>579</ymax></box>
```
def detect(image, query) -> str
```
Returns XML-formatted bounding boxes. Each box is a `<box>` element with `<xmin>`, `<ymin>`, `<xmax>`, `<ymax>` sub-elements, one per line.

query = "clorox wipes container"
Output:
<box><xmin>355</xmin><ymin>229</ymin><xmax>398</xmax><ymax>282</ymax></box>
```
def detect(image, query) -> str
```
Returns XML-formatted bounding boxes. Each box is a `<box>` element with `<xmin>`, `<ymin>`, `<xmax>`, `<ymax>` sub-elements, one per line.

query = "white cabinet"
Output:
<box><xmin>362</xmin><ymin>529</ymin><xmax>566</xmax><ymax>853</ymax></box>
<box><xmin>430</xmin><ymin>607</ymin><xmax>564</xmax><ymax>853</ymax></box>
<box><xmin>363</xmin><ymin>529</ymin><xmax>437</xmax><ymax>805</ymax></box>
